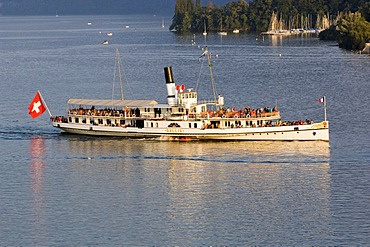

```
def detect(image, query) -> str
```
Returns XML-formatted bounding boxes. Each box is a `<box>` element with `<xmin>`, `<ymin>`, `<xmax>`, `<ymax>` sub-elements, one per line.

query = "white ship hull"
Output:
<box><xmin>53</xmin><ymin>121</ymin><xmax>329</xmax><ymax>141</ymax></box>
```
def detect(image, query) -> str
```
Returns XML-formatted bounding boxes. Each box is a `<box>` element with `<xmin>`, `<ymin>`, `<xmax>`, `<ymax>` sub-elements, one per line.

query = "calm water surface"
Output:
<box><xmin>0</xmin><ymin>15</ymin><xmax>369</xmax><ymax>245</ymax></box>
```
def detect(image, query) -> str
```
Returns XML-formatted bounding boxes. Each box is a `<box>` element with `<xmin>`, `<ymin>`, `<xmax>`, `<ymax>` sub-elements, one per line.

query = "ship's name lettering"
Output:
<box><xmin>166</xmin><ymin>128</ymin><xmax>183</xmax><ymax>133</ymax></box>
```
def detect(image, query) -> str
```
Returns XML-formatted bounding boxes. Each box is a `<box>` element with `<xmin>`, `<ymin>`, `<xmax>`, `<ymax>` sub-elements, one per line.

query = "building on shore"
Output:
<box><xmin>362</xmin><ymin>43</ymin><xmax>370</xmax><ymax>54</ymax></box>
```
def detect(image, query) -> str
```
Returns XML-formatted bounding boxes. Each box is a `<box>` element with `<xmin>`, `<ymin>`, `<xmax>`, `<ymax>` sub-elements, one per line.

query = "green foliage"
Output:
<box><xmin>337</xmin><ymin>12</ymin><xmax>370</xmax><ymax>51</ymax></box>
<box><xmin>169</xmin><ymin>0</ymin><xmax>370</xmax><ymax>36</ymax></box>
<box><xmin>319</xmin><ymin>25</ymin><xmax>339</xmax><ymax>40</ymax></box>
<box><xmin>171</xmin><ymin>0</ymin><xmax>251</xmax><ymax>32</ymax></box>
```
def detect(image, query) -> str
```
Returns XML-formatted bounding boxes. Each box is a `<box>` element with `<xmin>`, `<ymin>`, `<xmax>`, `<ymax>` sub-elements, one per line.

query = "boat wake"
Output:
<box><xmin>0</xmin><ymin>126</ymin><xmax>59</xmax><ymax>140</ymax></box>
<box><xmin>66</xmin><ymin>153</ymin><xmax>329</xmax><ymax>165</ymax></box>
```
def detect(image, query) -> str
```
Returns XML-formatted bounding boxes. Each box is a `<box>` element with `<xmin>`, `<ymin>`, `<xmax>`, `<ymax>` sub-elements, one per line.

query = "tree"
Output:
<box><xmin>337</xmin><ymin>12</ymin><xmax>370</xmax><ymax>51</ymax></box>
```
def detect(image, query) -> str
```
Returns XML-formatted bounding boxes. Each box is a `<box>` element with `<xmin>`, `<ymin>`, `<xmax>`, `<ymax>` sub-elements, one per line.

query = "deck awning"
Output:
<box><xmin>67</xmin><ymin>99</ymin><xmax>159</xmax><ymax>108</ymax></box>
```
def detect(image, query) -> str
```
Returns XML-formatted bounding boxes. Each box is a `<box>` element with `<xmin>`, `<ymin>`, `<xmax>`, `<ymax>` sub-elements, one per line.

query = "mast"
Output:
<box><xmin>206</xmin><ymin>48</ymin><xmax>218</xmax><ymax>111</ymax></box>
<box><xmin>116</xmin><ymin>48</ymin><xmax>124</xmax><ymax>102</ymax></box>
<box><xmin>324</xmin><ymin>95</ymin><xmax>327</xmax><ymax>121</ymax></box>
<box><xmin>38</xmin><ymin>90</ymin><xmax>53</xmax><ymax>117</ymax></box>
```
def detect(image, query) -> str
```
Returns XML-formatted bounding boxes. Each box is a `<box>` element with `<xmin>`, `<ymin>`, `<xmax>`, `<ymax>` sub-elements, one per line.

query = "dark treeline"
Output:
<box><xmin>0</xmin><ymin>0</ymin><xmax>232</xmax><ymax>16</ymax></box>
<box><xmin>170</xmin><ymin>0</ymin><xmax>370</xmax><ymax>33</ymax></box>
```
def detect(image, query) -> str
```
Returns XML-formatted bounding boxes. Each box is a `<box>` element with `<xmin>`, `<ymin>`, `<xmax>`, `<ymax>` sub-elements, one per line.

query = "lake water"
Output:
<box><xmin>0</xmin><ymin>15</ymin><xmax>369</xmax><ymax>245</ymax></box>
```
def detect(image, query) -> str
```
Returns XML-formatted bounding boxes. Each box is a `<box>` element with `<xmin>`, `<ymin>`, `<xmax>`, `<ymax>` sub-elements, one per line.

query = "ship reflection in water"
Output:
<box><xmin>65</xmin><ymin>138</ymin><xmax>331</xmax><ymax>242</ymax></box>
<box><xmin>29</xmin><ymin>136</ymin><xmax>46</xmax><ymax>234</ymax></box>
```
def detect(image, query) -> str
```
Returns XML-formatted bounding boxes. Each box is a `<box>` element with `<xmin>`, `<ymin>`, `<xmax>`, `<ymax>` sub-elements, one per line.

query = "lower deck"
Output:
<box><xmin>51</xmin><ymin>117</ymin><xmax>329</xmax><ymax>141</ymax></box>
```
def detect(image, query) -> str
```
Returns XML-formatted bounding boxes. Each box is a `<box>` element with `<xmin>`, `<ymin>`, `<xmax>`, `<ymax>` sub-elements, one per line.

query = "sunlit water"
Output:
<box><xmin>0</xmin><ymin>15</ymin><xmax>369</xmax><ymax>245</ymax></box>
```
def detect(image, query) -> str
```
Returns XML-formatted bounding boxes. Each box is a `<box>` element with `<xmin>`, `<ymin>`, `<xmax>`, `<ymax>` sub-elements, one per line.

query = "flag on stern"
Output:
<box><xmin>28</xmin><ymin>91</ymin><xmax>46</xmax><ymax>118</ymax></box>
<box><xmin>318</xmin><ymin>97</ymin><xmax>325</xmax><ymax>103</ymax></box>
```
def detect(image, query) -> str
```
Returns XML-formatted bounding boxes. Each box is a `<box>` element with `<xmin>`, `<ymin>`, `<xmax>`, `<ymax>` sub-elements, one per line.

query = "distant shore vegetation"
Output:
<box><xmin>170</xmin><ymin>0</ymin><xmax>370</xmax><ymax>51</ymax></box>
<box><xmin>320</xmin><ymin>12</ymin><xmax>370</xmax><ymax>51</ymax></box>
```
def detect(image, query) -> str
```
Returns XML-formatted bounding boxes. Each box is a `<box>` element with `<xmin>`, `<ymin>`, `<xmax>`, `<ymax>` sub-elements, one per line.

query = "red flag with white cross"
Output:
<box><xmin>28</xmin><ymin>91</ymin><xmax>46</xmax><ymax>118</ymax></box>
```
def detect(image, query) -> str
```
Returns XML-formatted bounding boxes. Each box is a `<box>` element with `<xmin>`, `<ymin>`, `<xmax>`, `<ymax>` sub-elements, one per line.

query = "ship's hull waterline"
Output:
<box><xmin>53</xmin><ymin>121</ymin><xmax>329</xmax><ymax>141</ymax></box>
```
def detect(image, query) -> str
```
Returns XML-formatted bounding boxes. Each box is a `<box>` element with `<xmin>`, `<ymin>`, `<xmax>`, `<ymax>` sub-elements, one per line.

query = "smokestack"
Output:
<box><xmin>164</xmin><ymin>67</ymin><xmax>176</xmax><ymax>106</ymax></box>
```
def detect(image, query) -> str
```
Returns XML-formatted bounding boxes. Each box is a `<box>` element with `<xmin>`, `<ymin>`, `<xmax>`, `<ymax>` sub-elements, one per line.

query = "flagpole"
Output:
<box><xmin>38</xmin><ymin>90</ymin><xmax>53</xmax><ymax>117</ymax></box>
<box><xmin>324</xmin><ymin>95</ymin><xmax>327</xmax><ymax>122</ymax></box>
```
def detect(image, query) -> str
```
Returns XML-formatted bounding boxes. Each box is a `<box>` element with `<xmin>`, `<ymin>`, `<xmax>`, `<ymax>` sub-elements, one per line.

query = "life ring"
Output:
<box><xmin>120</xmin><ymin>113</ymin><xmax>123</xmax><ymax>117</ymax></box>
<box><xmin>323</xmin><ymin>122</ymin><xmax>327</xmax><ymax>127</ymax></box>
<box><xmin>234</xmin><ymin>115</ymin><xmax>238</xmax><ymax>118</ymax></box>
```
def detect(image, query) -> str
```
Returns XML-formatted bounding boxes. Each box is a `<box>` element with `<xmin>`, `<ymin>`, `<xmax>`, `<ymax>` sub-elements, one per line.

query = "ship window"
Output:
<box><xmin>120</xmin><ymin>120</ymin><xmax>125</xmax><ymax>125</ymax></box>
<box><xmin>189</xmin><ymin>123</ymin><xmax>191</xmax><ymax>128</ymax></box>
<box><xmin>82</xmin><ymin>118</ymin><xmax>86</xmax><ymax>124</ymax></box>
<box><xmin>156</xmin><ymin>122</ymin><xmax>158</xmax><ymax>128</ymax></box>
<box><xmin>90</xmin><ymin>118</ymin><xmax>95</xmax><ymax>124</ymax></box>
<box><xmin>151</xmin><ymin>122</ymin><xmax>153</xmax><ymax>128</ymax></box>
<box><xmin>194</xmin><ymin>123</ymin><xmax>197</xmax><ymax>128</ymax></box>
<box><xmin>69</xmin><ymin>117</ymin><xmax>72</xmax><ymax>123</ymax></box>
<box><xmin>75</xmin><ymin>118</ymin><xmax>79</xmax><ymax>123</ymax></box>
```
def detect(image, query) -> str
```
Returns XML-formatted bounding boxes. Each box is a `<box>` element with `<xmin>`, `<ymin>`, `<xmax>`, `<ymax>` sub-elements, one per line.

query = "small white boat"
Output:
<box><xmin>203</xmin><ymin>20</ymin><xmax>207</xmax><ymax>36</ymax></box>
<box><xmin>103</xmin><ymin>40</ymin><xmax>109</xmax><ymax>45</ymax></box>
<box><xmin>107</xmin><ymin>32</ymin><xmax>113</xmax><ymax>36</ymax></box>
<box><xmin>87</xmin><ymin>22</ymin><xmax>92</xmax><ymax>26</ymax></box>
<box><xmin>233</xmin><ymin>29</ymin><xmax>240</xmax><ymax>34</ymax></box>
<box><xmin>218</xmin><ymin>17</ymin><xmax>227</xmax><ymax>36</ymax></box>
<box><xmin>50</xmin><ymin>48</ymin><xmax>329</xmax><ymax>141</ymax></box>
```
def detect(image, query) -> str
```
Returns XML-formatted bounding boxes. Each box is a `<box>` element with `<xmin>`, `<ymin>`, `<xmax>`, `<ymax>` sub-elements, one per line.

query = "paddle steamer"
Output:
<box><xmin>51</xmin><ymin>49</ymin><xmax>329</xmax><ymax>141</ymax></box>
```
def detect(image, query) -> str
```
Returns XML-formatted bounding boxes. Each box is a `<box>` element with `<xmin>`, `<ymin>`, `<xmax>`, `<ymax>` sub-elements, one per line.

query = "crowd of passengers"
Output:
<box><xmin>51</xmin><ymin>115</ymin><xmax>314</xmax><ymax>128</ymax></box>
<box><xmin>61</xmin><ymin>105</ymin><xmax>280</xmax><ymax>119</ymax></box>
<box><xmin>204</xmin><ymin>106</ymin><xmax>279</xmax><ymax>118</ymax></box>
<box><xmin>202</xmin><ymin>119</ymin><xmax>314</xmax><ymax>129</ymax></box>
<box><xmin>68</xmin><ymin>106</ymin><xmax>138</xmax><ymax>117</ymax></box>
<box><xmin>51</xmin><ymin>105</ymin><xmax>314</xmax><ymax>128</ymax></box>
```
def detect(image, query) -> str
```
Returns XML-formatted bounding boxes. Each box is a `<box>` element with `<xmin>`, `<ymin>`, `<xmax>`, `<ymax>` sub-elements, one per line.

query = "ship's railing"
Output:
<box><xmin>199</xmin><ymin>111</ymin><xmax>280</xmax><ymax>119</ymax></box>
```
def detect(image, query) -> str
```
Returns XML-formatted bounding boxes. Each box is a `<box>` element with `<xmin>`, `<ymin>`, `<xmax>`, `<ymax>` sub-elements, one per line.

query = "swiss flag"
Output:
<box><xmin>28</xmin><ymin>91</ymin><xmax>46</xmax><ymax>118</ymax></box>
